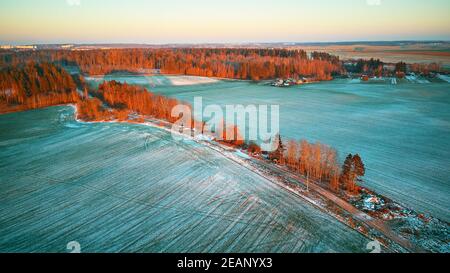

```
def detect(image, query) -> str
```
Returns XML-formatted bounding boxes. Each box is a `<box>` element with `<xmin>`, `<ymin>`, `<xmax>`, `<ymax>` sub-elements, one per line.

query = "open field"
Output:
<box><xmin>85</xmin><ymin>75</ymin><xmax>219</xmax><ymax>87</ymax></box>
<box><xmin>0</xmin><ymin>106</ymin><xmax>372</xmax><ymax>252</ymax></box>
<box><xmin>87</xmin><ymin>75</ymin><xmax>450</xmax><ymax>223</ymax></box>
<box><xmin>292</xmin><ymin>43</ymin><xmax>450</xmax><ymax>69</ymax></box>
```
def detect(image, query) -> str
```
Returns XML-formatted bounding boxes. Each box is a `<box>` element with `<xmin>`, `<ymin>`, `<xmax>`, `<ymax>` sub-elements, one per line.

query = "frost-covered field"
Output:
<box><xmin>87</xmin><ymin>75</ymin><xmax>450</xmax><ymax>223</ymax></box>
<box><xmin>85</xmin><ymin>74</ymin><xmax>219</xmax><ymax>87</ymax></box>
<box><xmin>0</xmin><ymin>106</ymin><xmax>370</xmax><ymax>253</ymax></box>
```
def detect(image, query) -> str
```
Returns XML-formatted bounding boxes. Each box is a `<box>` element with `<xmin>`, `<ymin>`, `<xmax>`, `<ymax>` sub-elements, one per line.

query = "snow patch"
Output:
<box><xmin>235</xmin><ymin>150</ymin><xmax>250</xmax><ymax>159</ymax></box>
<box><xmin>363</xmin><ymin>196</ymin><xmax>384</xmax><ymax>211</ymax></box>
<box><xmin>437</xmin><ymin>74</ymin><xmax>450</xmax><ymax>83</ymax></box>
<box><xmin>405</xmin><ymin>75</ymin><xmax>430</xmax><ymax>84</ymax></box>
<box><xmin>167</xmin><ymin>76</ymin><xmax>219</xmax><ymax>86</ymax></box>
<box><xmin>194</xmin><ymin>133</ymin><xmax>214</xmax><ymax>141</ymax></box>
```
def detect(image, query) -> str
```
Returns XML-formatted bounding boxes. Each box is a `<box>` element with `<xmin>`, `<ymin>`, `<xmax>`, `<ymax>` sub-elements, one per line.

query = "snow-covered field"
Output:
<box><xmin>85</xmin><ymin>74</ymin><xmax>219</xmax><ymax>88</ymax></box>
<box><xmin>167</xmin><ymin>75</ymin><xmax>219</xmax><ymax>86</ymax></box>
<box><xmin>0</xmin><ymin>106</ymin><xmax>370</xmax><ymax>252</ymax></box>
<box><xmin>91</xmin><ymin>76</ymin><xmax>450</xmax><ymax>223</ymax></box>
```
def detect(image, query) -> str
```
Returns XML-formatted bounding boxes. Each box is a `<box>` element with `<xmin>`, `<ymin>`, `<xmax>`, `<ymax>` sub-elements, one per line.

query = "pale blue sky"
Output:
<box><xmin>0</xmin><ymin>0</ymin><xmax>449</xmax><ymax>44</ymax></box>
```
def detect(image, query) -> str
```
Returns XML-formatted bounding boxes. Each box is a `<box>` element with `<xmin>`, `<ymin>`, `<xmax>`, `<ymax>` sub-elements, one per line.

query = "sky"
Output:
<box><xmin>0</xmin><ymin>0</ymin><xmax>449</xmax><ymax>45</ymax></box>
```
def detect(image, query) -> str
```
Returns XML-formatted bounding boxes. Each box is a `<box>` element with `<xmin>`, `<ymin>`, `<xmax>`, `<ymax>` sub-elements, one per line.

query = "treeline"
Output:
<box><xmin>345</xmin><ymin>58</ymin><xmax>384</xmax><ymax>76</ymax></box>
<box><xmin>0</xmin><ymin>62</ymin><xmax>78</xmax><ymax>113</ymax></box>
<box><xmin>344</xmin><ymin>58</ymin><xmax>443</xmax><ymax>77</ymax></box>
<box><xmin>77</xmin><ymin>80</ymin><xmax>183</xmax><ymax>122</ymax></box>
<box><xmin>310</xmin><ymin>51</ymin><xmax>341</xmax><ymax>65</ymax></box>
<box><xmin>249</xmin><ymin>135</ymin><xmax>365</xmax><ymax>194</ymax></box>
<box><xmin>408</xmin><ymin>62</ymin><xmax>442</xmax><ymax>74</ymax></box>
<box><xmin>99</xmin><ymin>80</ymin><xmax>181</xmax><ymax>122</ymax></box>
<box><xmin>0</xmin><ymin>48</ymin><xmax>342</xmax><ymax>81</ymax></box>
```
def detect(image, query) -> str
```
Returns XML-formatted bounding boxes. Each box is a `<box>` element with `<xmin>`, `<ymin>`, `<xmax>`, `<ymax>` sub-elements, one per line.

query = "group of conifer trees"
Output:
<box><xmin>0</xmin><ymin>62</ymin><xmax>78</xmax><ymax>113</ymax></box>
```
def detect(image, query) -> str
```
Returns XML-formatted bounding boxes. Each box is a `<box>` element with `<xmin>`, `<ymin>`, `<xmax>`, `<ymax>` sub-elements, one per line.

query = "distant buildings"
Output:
<box><xmin>15</xmin><ymin>45</ymin><xmax>37</xmax><ymax>50</ymax></box>
<box><xmin>60</xmin><ymin>44</ymin><xmax>74</xmax><ymax>49</ymax></box>
<box><xmin>360</xmin><ymin>75</ymin><xmax>369</xmax><ymax>81</ymax></box>
<box><xmin>271</xmin><ymin>78</ymin><xmax>296</xmax><ymax>87</ymax></box>
<box><xmin>0</xmin><ymin>45</ymin><xmax>37</xmax><ymax>50</ymax></box>
<box><xmin>271</xmin><ymin>77</ymin><xmax>311</xmax><ymax>87</ymax></box>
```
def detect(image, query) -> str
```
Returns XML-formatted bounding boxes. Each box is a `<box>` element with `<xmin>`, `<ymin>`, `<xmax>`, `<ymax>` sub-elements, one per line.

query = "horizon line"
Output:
<box><xmin>2</xmin><ymin>39</ymin><xmax>450</xmax><ymax>47</ymax></box>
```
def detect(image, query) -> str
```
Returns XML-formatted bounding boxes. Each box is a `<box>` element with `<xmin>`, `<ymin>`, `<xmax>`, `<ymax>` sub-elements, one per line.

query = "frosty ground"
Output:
<box><xmin>87</xmin><ymin>74</ymin><xmax>450</xmax><ymax>223</ymax></box>
<box><xmin>1</xmin><ymin>75</ymin><xmax>448</xmax><ymax>252</ymax></box>
<box><xmin>0</xmin><ymin>106</ymin><xmax>372</xmax><ymax>252</ymax></box>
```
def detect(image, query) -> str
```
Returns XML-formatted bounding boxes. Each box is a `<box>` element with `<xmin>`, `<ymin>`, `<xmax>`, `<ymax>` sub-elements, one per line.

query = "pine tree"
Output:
<box><xmin>341</xmin><ymin>154</ymin><xmax>355</xmax><ymax>193</ymax></box>
<box><xmin>352</xmin><ymin>154</ymin><xmax>365</xmax><ymax>179</ymax></box>
<box><xmin>269</xmin><ymin>133</ymin><xmax>284</xmax><ymax>163</ymax></box>
<box><xmin>340</xmin><ymin>153</ymin><xmax>365</xmax><ymax>195</ymax></box>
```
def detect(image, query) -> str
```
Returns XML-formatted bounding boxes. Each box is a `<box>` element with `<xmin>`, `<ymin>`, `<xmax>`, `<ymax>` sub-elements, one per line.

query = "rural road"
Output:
<box><xmin>245</xmin><ymin>156</ymin><xmax>425</xmax><ymax>253</ymax></box>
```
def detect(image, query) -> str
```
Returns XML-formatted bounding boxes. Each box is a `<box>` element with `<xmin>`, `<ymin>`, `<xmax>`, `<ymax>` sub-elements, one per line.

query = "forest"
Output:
<box><xmin>0</xmin><ymin>62</ymin><xmax>78</xmax><ymax>113</ymax></box>
<box><xmin>0</xmin><ymin>48</ymin><xmax>343</xmax><ymax>81</ymax></box>
<box><xmin>76</xmin><ymin>80</ymin><xmax>186</xmax><ymax>124</ymax></box>
<box><xmin>344</xmin><ymin>58</ymin><xmax>442</xmax><ymax>77</ymax></box>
